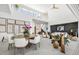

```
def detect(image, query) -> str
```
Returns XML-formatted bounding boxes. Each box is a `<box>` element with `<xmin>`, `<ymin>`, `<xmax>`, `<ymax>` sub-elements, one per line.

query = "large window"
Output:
<box><xmin>0</xmin><ymin>26</ymin><xmax>6</xmax><ymax>32</ymax></box>
<box><xmin>15</xmin><ymin>20</ymin><xmax>24</xmax><ymax>34</ymax></box>
<box><xmin>7</xmin><ymin>19</ymin><xmax>15</xmax><ymax>33</ymax></box>
<box><xmin>0</xmin><ymin>18</ymin><xmax>6</xmax><ymax>25</ymax></box>
<box><xmin>16</xmin><ymin>20</ymin><xmax>24</xmax><ymax>25</ymax></box>
<box><xmin>0</xmin><ymin>18</ymin><xmax>30</xmax><ymax>34</ymax></box>
<box><xmin>19</xmin><ymin>25</ymin><xmax>24</xmax><ymax>33</ymax></box>
<box><xmin>7</xmin><ymin>24</ymin><xmax>14</xmax><ymax>33</ymax></box>
<box><xmin>0</xmin><ymin>18</ymin><xmax>6</xmax><ymax>32</ymax></box>
<box><xmin>15</xmin><ymin>25</ymin><xmax>19</xmax><ymax>35</ymax></box>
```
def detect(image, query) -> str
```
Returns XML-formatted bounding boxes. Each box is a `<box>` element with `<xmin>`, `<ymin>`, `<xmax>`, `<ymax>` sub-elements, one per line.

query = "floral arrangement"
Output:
<box><xmin>23</xmin><ymin>24</ymin><xmax>32</xmax><ymax>36</ymax></box>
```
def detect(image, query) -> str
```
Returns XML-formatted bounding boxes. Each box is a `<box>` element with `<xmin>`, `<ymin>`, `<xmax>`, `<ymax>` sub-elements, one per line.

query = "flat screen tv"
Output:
<box><xmin>57</xmin><ymin>26</ymin><xmax>64</xmax><ymax>31</ymax></box>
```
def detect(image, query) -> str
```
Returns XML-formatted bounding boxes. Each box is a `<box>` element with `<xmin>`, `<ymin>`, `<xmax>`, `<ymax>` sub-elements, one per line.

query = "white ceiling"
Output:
<box><xmin>23</xmin><ymin>4</ymin><xmax>79</xmax><ymax>25</ymax></box>
<box><xmin>24</xmin><ymin>4</ymin><xmax>69</xmax><ymax>13</ymax></box>
<box><xmin>48</xmin><ymin>4</ymin><xmax>78</xmax><ymax>25</ymax></box>
<box><xmin>68</xmin><ymin>4</ymin><xmax>79</xmax><ymax>19</ymax></box>
<box><xmin>24</xmin><ymin>4</ymin><xmax>52</xmax><ymax>13</ymax></box>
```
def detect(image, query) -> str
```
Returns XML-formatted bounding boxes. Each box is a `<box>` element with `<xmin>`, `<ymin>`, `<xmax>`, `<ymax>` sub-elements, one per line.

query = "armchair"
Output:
<box><xmin>14</xmin><ymin>38</ymin><xmax>28</xmax><ymax>54</ymax></box>
<box><xmin>29</xmin><ymin>34</ymin><xmax>41</xmax><ymax>49</ymax></box>
<box><xmin>7</xmin><ymin>34</ymin><xmax>14</xmax><ymax>50</ymax></box>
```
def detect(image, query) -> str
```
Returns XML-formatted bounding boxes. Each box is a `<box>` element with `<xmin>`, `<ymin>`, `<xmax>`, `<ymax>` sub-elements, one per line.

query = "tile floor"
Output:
<box><xmin>0</xmin><ymin>38</ymin><xmax>79</xmax><ymax>55</ymax></box>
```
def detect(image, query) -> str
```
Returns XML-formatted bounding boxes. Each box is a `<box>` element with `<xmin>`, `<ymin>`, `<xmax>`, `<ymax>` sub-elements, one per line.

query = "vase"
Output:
<box><xmin>53</xmin><ymin>41</ymin><xmax>59</xmax><ymax>49</ymax></box>
<box><xmin>24</xmin><ymin>33</ymin><xmax>29</xmax><ymax>39</ymax></box>
<box><xmin>60</xmin><ymin>44</ymin><xmax>65</xmax><ymax>53</ymax></box>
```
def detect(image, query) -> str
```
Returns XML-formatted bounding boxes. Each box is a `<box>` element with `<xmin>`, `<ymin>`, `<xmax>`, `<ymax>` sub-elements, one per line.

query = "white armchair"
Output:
<box><xmin>0</xmin><ymin>33</ymin><xmax>4</xmax><ymax>42</ymax></box>
<box><xmin>7</xmin><ymin>34</ymin><xmax>14</xmax><ymax>50</ymax></box>
<box><xmin>0</xmin><ymin>33</ymin><xmax>8</xmax><ymax>42</ymax></box>
<box><xmin>30</xmin><ymin>34</ymin><xmax>41</xmax><ymax>49</ymax></box>
<box><xmin>14</xmin><ymin>38</ymin><xmax>28</xmax><ymax>54</ymax></box>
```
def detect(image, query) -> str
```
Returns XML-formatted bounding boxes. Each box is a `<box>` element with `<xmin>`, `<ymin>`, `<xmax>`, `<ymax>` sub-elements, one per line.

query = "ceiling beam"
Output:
<box><xmin>66</xmin><ymin>4</ymin><xmax>78</xmax><ymax>20</ymax></box>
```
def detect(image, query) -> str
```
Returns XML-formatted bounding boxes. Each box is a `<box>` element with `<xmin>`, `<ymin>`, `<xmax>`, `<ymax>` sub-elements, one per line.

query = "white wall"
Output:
<box><xmin>0</xmin><ymin>4</ymin><xmax>11</xmax><ymax>14</ymax></box>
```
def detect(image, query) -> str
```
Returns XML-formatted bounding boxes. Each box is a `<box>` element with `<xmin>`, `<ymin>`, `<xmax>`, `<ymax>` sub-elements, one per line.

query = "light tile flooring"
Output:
<box><xmin>0</xmin><ymin>38</ymin><xmax>79</xmax><ymax>55</ymax></box>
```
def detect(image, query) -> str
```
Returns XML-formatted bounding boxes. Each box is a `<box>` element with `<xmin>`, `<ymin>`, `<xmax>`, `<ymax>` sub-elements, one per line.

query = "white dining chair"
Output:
<box><xmin>14</xmin><ymin>38</ymin><xmax>28</xmax><ymax>54</ymax></box>
<box><xmin>0</xmin><ymin>33</ymin><xmax>8</xmax><ymax>47</ymax></box>
<box><xmin>7</xmin><ymin>34</ymin><xmax>14</xmax><ymax>50</ymax></box>
<box><xmin>29</xmin><ymin>34</ymin><xmax>41</xmax><ymax>50</ymax></box>
<box><xmin>0</xmin><ymin>33</ymin><xmax>8</xmax><ymax>42</ymax></box>
<box><xmin>0</xmin><ymin>33</ymin><xmax>4</xmax><ymax>42</ymax></box>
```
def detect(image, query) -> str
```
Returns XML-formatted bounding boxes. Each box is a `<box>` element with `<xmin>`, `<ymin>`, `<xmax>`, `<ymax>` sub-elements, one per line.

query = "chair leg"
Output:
<box><xmin>39</xmin><ymin>42</ymin><xmax>40</xmax><ymax>48</ymax></box>
<box><xmin>35</xmin><ymin>44</ymin><xmax>37</xmax><ymax>50</ymax></box>
<box><xmin>8</xmin><ymin>44</ymin><xmax>13</xmax><ymax>50</ymax></box>
<box><xmin>14</xmin><ymin>47</ymin><xmax>16</xmax><ymax>55</ymax></box>
<box><xmin>19</xmin><ymin>48</ymin><xmax>25</xmax><ymax>55</ymax></box>
<box><xmin>22</xmin><ymin>48</ymin><xmax>25</xmax><ymax>55</ymax></box>
<box><xmin>8</xmin><ymin>44</ymin><xmax>10</xmax><ymax>50</ymax></box>
<box><xmin>14</xmin><ymin>47</ymin><xmax>18</xmax><ymax>55</ymax></box>
<box><xmin>14</xmin><ymin>47</ymin><xmax>25</xmax><ymax>55</ymax></box>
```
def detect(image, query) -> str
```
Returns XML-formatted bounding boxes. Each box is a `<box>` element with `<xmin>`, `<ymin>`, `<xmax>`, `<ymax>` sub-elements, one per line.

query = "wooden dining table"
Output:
<box><xmin>12</xmin><ymin>34</ymin><xmax>35</xmax><ymax>40</ymax></box>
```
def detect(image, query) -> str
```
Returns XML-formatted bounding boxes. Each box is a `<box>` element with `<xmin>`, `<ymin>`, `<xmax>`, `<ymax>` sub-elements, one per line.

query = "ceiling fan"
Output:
<box><xmin>50</xmin><ymin>4</ymin><xmax>59</xmax><ymax>9</ymax></box>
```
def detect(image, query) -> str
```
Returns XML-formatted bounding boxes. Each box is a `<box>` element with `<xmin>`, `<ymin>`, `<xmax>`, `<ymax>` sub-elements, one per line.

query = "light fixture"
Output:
<box><xmin>50</xmin><ymin>4</ymin><xmax>59</xmax><ymax>9</ymax></box>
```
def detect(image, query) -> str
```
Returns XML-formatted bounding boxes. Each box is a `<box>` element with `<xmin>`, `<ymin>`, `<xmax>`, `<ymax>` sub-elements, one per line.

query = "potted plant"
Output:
<box><xmin>64</xmin><ymin>37</ymin><xmax>70</xmax><ymax>45</ymax></box>
<box><xmin>23</xmin><ymin>24</ymin><xmax>32</xmax><ymax>39</ymax></box>
<box><xmin>59</xmin><ymin>34</ymin><xmax>70</xmax><ymax>53</ymax></box>
<box><xmin>53</xmin><ymin>35</ymin><xmax>60</xmax><ymax>49</ymax></box>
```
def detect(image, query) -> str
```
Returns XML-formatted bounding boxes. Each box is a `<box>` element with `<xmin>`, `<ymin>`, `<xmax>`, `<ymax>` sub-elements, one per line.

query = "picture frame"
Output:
<box><xmin>14</xmin><ymin>25</ymin><xmax>20</xmax><ymax>34</ymax></box>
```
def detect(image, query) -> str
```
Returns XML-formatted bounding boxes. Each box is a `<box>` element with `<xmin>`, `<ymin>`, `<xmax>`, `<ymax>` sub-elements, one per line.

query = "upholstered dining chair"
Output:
<box><xmin>0</xmin><ymin>33</ymin><xmax>8</xmax><ymax>42</ymax></box>
<box><xmin>0</xmin><ymin>33</ymin><xmax>8</xmax><ymax>48</ymax></box>
<box><xmin>7</xmin><ymin>34</ymin><xmax>14</xmax><ymax>50</ymax></box>
<box><xmin>0</xmin><ymin>33</ymin><xmax>4</xmax><ymax>42</ymax></box>
<box><xmin>29</xmin><ymin>34</ymin><xmax>41</xmax><ymax>50</ymax></box>
<box><xmin>14</xmin><ymin>38</ymin><xmax>28</xmax><ymax>55</ymax></box>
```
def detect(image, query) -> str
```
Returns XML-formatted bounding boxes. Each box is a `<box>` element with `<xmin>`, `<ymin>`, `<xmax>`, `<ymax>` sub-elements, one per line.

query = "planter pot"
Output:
<box><xmin>53</xmin><ymin>41</ymin><xmax>59</xmax><ymax>49</ymax></box>
<box><xmin>60</xmin><ymin>44</ymin><xmax>65</xmax><ymax>53</ymax></box>
<box><xmin>24</xmin><ymin>33</ymin><xmax>29</xmax><ymax>39</ymax></box>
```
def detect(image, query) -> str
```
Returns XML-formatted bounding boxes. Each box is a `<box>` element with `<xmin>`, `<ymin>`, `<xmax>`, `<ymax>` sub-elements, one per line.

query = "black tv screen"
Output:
<box><xmin>57</xmin><ymin>26</ymin><xmax>64</xmax><ymax>31</ymax></box>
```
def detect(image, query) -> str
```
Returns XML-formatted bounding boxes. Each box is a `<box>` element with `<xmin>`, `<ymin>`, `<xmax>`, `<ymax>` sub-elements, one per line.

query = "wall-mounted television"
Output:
<box><xmin>57</xmin><ymin>26</ymin><xmax>64</xmax><ymax>31</ymax></box>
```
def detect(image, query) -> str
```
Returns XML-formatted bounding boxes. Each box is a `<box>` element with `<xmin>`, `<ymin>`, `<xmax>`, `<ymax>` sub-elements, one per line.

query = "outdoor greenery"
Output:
<box><xmin>23</xmin><ymin>29</ymin><xmax>30</xmax><ymax>35</ymax></box>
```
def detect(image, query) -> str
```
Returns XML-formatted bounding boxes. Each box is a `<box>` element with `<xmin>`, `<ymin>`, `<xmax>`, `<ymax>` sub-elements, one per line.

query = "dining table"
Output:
<box><xmin>12</xmin><ymin>34</ymin><xmax>35</xmax><ymax>48</ymax></box>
